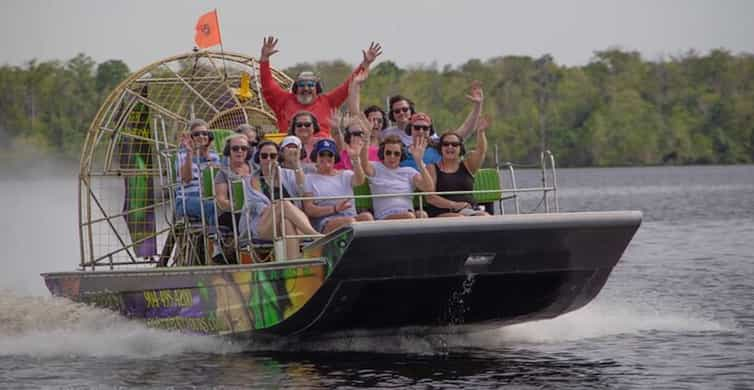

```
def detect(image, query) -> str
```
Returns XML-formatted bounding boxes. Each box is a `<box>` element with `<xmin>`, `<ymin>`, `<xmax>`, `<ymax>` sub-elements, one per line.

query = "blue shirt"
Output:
<box><xmin>400</xmin><ymin>146</ymin><xmax>441</xmax><ymax>169</ymax></box>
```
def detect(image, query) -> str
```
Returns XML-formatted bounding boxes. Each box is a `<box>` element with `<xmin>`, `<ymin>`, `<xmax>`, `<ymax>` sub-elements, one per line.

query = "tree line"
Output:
<box><xmin>1</xmin><ymin>48</ymin><xmax>752</xmax><ymax>166</ymax></box>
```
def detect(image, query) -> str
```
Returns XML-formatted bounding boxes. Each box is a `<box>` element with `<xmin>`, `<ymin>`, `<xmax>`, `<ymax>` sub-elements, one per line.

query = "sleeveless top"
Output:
<box><xmin>259</xmin><ymin>171</ymin><xmax>292</xmax><ymax>201</ymax></box>
<box><xmin>425</xmin><ymin>162</ymin><xmax>475</xmax><ymax>217</ymax></box>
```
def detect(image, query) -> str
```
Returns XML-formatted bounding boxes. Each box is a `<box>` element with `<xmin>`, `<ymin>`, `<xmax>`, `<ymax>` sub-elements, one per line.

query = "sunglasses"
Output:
<box><xmin>296</xmin><ymin>80</ymin><xmax>317</xmax><ymax>88</ymax></box>
<box><xmin>392</xmin><ymin>107</ymin><xmax>411</xmax><ymax>114</ymax></box>
<box><xmin>191</xmin><ymin>131</ymin><xmax>210</xmax><ymax>137</ymax></box>
<box><xmin>384</xmin><ymin>150</ymin><xmax>402</xmax><ymax>157</ymax></box>
<box><xmin>412</xmin><ymin>125</ymin><xmax>430</xmax><ymax>132</ymax></box>
<box><xmin>259</xmin><ymin>152</ymin><xmax>278</xmax><ymax>160</ymax></box>
<box><xmin>230</xmin><ymin>145</ymin><xmax>249</xmax><ymax>152</ymax></box>
<box><xmin>318</xmin><ymin>151</ymin><xmax>335</xmax><ymax>158</ymax></box>
<box><xmin>349</xmin><ymin>131</ymin><xmax>364</xmax><ymax>137</ymax></box>
<box><xmin>295</xmin><ymin>122</ymin><xmax>313</xmax><ymax>128</ymax></box>
<box><xmin>442</xmin><ymin>141</ymin><xmax>462</xmax><ymax>148</ymax></box>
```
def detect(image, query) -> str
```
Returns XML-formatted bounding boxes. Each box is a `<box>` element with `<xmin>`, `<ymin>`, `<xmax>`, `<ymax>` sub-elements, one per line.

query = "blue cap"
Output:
<box><xmin>311</xmin><ymin>138</ymin><xmax>340</xmax><ymax>163</ymax></box>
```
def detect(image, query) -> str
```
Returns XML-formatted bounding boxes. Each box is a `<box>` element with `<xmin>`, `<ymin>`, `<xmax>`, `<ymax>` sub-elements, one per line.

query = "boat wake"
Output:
<box><xmin>0</xmin><ymin>288</ymin><xmax>732</xmax><ymax>358</ymax></box>
<box><xmin>482</xmin><ymin>301</ymin><xmax>732</xmax><ymax>344</ymax></box>
<box><xmin>0</xmin><ymin>291</ymin><xmax>242</xmax><ymax>358</ymax></box>
<box><xmin>242</xmin><ymin>300</ymin><xmax>733</xmax><ymax>354</ymax></box>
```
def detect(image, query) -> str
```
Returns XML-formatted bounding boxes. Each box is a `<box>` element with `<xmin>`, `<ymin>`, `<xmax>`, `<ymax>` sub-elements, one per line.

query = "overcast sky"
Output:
<box><xmin>1</xmin><ymin>0</ymin><xmax>753</xmax><ymax>71</ymax></box>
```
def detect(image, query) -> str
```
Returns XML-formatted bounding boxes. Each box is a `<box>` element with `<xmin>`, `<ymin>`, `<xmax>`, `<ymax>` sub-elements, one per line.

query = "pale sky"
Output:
<box><xmin>1</xmin><ymin>0</ymin><xmax>753</xmax><ymax>71</ymax></box>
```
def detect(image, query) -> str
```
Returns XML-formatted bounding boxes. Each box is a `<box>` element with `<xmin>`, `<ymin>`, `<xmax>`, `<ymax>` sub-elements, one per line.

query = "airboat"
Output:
<box><xmin>41</xmin><ymin>50</ymin><xmax>641</xmax><ymax>337</ymax></box>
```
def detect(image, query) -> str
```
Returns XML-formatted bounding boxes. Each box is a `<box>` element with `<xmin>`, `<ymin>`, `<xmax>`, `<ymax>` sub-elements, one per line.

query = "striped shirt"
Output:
<box><xmin>174</xmin><ymin>149</ymin><xmax>220</xmax><ymax>199</ymax></box>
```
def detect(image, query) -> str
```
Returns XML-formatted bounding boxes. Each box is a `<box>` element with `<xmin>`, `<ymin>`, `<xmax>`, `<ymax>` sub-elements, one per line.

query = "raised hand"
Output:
<box><xmin>283</xmin><ymin>146</ymin><xmax>300</xmax><ymax>168</ymax></box>
<box><xmin>329</xmin><ymin>109</ymin><xmax>348</xmax><ymax>132</ymax></box>
<box><xmin>346</xmin><ymin>135</ymin><xmax>364</xmax><ymax>159</ymax></box>
<box><xmin>353</xmin><ymin>68</ymin><xmax>369</xmax><ymax>85</ymax></box>
<box><xmin>409</xmin><ymin>134</ymin><xmax>427</xmax><ymax>162</ymax></box>
<box><xmin>466</xmin><ymin>80</ymin><xmax>484</xmax><ymax>104</ymax></box>
<box><xmin>361</xmin><ymin>126</ymin><xmax>372</xmax><ymax>145</ymax></box>
<box><xmin>362</xmin><ymin>42</ymin><xmax>383</xmax><ymax>66</ymax></box>
<box><xmin>179</xmin><ymin>132</ymin><xmax>194</xmax><ymax>154</ymax></box>
<box><xmin>260</xmin><ymin>36</ymin><xmax>279</xmax><ymax>61</ymax></box>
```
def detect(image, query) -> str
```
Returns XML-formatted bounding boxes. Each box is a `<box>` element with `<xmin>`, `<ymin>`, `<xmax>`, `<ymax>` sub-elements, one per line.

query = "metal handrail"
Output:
<box><xmin>95</xmin><ymin>141</ymin><xmax>561</xmax><ymax>267</ymax></box>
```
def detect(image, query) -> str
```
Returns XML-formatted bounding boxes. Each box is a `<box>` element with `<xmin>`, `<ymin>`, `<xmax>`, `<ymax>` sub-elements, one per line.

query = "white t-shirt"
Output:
<box><xmin>304</xmin><ymin>171</ymin><xmax>357</xmax><ymax>227</ymax></box>
<box><xmin>368</xmin><ymin>162</ymin><xmax>419</xmax><ymax>219</ymax></box>
<box><xmin>277</xmin><ymin>168</ymin><xmax>300</xmax><ymax>198</ymax></box>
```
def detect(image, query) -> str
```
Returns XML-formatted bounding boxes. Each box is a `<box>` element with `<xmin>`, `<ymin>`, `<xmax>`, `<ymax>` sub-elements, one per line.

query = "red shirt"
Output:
<box><xmin>260</xmin><ymin>60</ymin><xmax>361</xmax><ymax>138</ymax></box>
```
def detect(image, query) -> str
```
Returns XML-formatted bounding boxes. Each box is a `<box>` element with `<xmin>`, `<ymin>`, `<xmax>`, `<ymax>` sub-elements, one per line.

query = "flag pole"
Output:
<box><xmin>215</xmin><ymin>8</ymin><xmax>228</xmax><ymax>79</ymax></box>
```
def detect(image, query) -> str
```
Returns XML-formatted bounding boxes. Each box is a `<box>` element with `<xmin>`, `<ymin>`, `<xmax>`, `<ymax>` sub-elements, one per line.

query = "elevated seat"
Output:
<box><xmin>211</xmin><ymin>129</ymin><xmax>236</xmax><ymax>152</ymax></box>
<box><xmin>353</xmin><ymin>181</ymin><xmax>373</xmax><ymax>212</ymax></box>
<box><xmin>473</xmin><ymin>168</ymin><xmax>503</xmax><ymax>214</ymax></box>
<box><xmin>353</xmin><ymin>180</ymin><xmax>429</xmax><ymax>213</ymax></box>
<box><xmin>473</xmin><ymin>168</ymin><xmax>503</xmax><ymax>204</ymax></box>
<box><xmin>263</xmin><ymin>132</ymin><xmax>287</xmax><ymax>144</ymax></box>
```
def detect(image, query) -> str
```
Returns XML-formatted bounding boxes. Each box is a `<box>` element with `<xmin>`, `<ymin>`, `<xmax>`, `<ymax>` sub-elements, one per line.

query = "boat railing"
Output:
<box><xmin>83</xmin><ymin>130</ymin><xmax>560</xmax><ymax>269</ymax></box>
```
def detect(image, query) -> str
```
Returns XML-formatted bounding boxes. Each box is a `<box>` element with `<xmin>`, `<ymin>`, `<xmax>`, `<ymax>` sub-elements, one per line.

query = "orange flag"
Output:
<box><xmin>194</xmin><ymin>10</ymin><xmax>222</xmax><ymax>49</ymax></box>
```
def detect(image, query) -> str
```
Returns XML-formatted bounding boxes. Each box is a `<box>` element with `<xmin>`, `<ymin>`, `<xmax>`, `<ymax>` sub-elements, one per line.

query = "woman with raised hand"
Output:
<box><xmin>360</xmin><ymin>134</ymin><xmax>434</xmax><ymax>220</ymax></box>
<box><xmin>425</xmin><ymin>114</ymin><xmax>491</xmax><ymax>217</ymax></box>
<box><xmin>331</xmin><ymin>113</ymin><xmax>379</xmax><ymax>171</ymax></box>
<box><xmin>339</xmin><ymin>69</ymin><xmax>381</xmax><ymax>167</ymax></box>
<box><xmin>176</xmin><ymin>119</ymin><xmax>220</xmax><ymax>223</ymax></box>
<box><xmin>279</xmin><ymin>134</ymin><xmax>310</xmax><ymax>173</ymax></box>
<box><xmin>254</xmin><ymin>139</ymin><xmax>305</xmax><ymax>208</ymax></box>
<box><xmin>215</xmin><ymin>135</ymin><xmax>318</xmax><ymax>260</ymax></box>
<box><xmin>303</xmin><ymin>138</ymin><xmax>374</xmax><ymax>234</ymax></box>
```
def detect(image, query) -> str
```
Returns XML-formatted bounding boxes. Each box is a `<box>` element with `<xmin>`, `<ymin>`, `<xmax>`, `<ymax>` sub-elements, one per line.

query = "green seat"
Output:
<box><xmin>211</xmin><ymin>129</ymin><xmax>236</xmax><ymax>153</ymax></box>
<box><xmin>202</xmin><ymin>166</ymin><xmax>244</xmax><ymax>212</ymax></box>
<box><xmin>473</xmin><ymin>168</ymin><xmax>502</xmax><ymax>204</ymax></box>
<box><xmin>201</xmin><ymin>166</ymin><xmax>221</xmax><ymax>198</ymax></box>
<box><xmin>413</xmin><ymin>193</ymin><xmax>427</xmax><ymax>211</ymax></box>
<box><xmin>229</xmin><ymin>179</ymin><xmax>245</xmax><ymax>212</ymax></box>
<box><xmin>353</xmin><ymin>180</ymin><xmax>426</xmax><ymax>212</ymax></box>
<box><xmin>353</xmin><ymin>181</ymin><xmax>372</xmax><ymax>211</ymax></box>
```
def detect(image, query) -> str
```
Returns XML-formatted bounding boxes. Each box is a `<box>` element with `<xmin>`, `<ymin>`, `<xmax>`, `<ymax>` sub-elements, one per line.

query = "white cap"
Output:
<box><xmin>280</xmin><ymin>135</ymin><xmax>302</xmax><ymax>149</ymax></box>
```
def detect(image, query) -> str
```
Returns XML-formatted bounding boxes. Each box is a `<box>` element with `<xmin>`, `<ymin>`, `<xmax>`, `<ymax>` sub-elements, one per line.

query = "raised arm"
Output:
<box><xmin>410</xmin><ymin>136</ymin><xmax>434</xmax><ymax>192</ymax></box>
<box><xmin>258</xmin><ymin>36</ymin><xmax>287</xmax><ymax>109</ymax></box>
<box><xmin>323</xmin><ymin>42</ymin><xmax>382</xmax><ymax>106</ymax></box>
<box><xmin>347</xmin><ymin>69</ymin><xmax>369</xmax><ymax>118</ymax></box>
<box><xmin>347</xmin><ymin>138</ymin><xmax>366</xmax><ymax>186</ymax></box>
<box><xmin>463</xmin><ymin>115</ymin><xmax>489</xmax><ymax>174</ymax></box>
<box><xmin>329</xmin><ymin>110</ymin><xmax>346</xmax><ymax>152</ymax></box>
<box><xmin>360</xmin><ymin>130</ymin><xmax>376</xmax><ymax>177</ymax></box>
<box><xmin>178</xmin><ymin>132</ymin><xmax>194</xmax><ymax>184</ymax></box>
<box><xmin>282</xmin><ymin>146</ymin><xmax>306</xmax><ymax>193</ymax></box>
<box><xmin>453</xmin><ymin>80</ymin><xmax>483</xmax><ymax>141</ymax></box>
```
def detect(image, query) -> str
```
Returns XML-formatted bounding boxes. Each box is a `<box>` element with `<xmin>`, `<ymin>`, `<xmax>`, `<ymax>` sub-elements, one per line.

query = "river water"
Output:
<box><xmin>1</xmin><ymin>164</ymin><xmax>752</xmax><ymax>389</ymax></box>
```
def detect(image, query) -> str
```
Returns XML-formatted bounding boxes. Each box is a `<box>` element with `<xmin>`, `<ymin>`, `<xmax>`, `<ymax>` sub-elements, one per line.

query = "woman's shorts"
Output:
<box><xmin>376</xmin><ymin>207</ymin><xmax>414</xmax><ymax>220</ymax></box>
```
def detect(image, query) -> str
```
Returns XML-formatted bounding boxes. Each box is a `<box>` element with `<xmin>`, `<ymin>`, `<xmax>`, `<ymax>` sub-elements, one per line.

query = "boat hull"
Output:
<box><xmin>42</xmin><ymin>211</ymin><xmax>641</xmax><ymax>337</ymax></box>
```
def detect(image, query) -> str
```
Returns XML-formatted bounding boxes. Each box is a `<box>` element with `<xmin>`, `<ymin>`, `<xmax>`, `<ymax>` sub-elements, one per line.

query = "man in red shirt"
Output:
<box><xmin>258</xmin><ymin>36</ymin><xmax>382</xmax><ymax>138</ymax></box>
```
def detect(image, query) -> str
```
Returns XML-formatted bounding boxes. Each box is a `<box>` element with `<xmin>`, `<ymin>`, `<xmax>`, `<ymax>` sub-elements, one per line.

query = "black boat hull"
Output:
<box><xmin>265</xmin><ymin>211</ymin><xmax>641</xmax><ymax>335</ymax></box>
<box><xmin>42</xmin><ymin>211</ymin><xmax>641</xmax><ymax>337</ymax></box>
